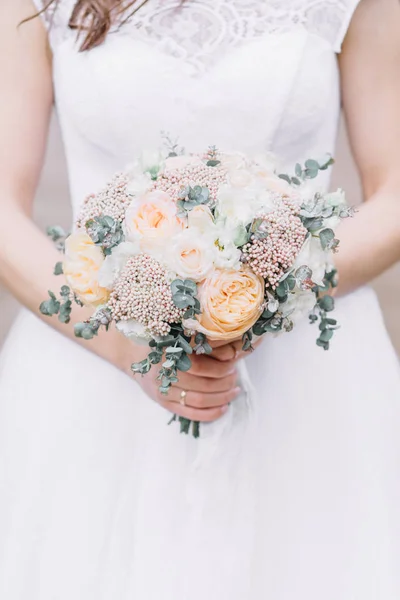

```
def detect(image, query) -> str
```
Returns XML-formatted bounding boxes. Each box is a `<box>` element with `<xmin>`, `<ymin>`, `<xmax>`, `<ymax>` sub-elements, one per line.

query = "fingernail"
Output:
<box><xmin>233</xmin><ymin>386</ymin><xmax>241</xmax><ymax>396</ymax></box>
<box><xmin>228</xmin><ymin>368</ymin><xmax>237</xmax><ymax>375</ymax></box>
<box><xmin>221</xmin><ymin>405</ymin><xmax>229</xmax><ymax>413</ymax></box>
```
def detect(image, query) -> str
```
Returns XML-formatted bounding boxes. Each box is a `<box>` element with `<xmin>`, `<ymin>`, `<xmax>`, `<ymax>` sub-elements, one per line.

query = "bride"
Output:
<box><xmin>0</xmin><ymin>0</ymin><xmax>400</xmax><ymax>598</ymax></box>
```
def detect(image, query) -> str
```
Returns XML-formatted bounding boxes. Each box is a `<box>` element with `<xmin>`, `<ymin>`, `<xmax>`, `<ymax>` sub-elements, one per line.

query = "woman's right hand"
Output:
<box><xmin>133</xmin><ymin>351</ymin><xmax>241</xmax><ymax>423</ymax></box>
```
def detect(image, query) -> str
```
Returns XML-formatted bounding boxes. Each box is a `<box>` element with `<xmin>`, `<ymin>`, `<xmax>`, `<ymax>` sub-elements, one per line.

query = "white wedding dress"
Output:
<box><xmin>1</xmin><ymin>1</ymin><xmax>400</xmax><ymax>598</ymax></box>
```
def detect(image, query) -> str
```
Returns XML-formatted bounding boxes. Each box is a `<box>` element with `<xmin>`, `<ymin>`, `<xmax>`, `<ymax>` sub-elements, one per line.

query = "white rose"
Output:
<box><xmin>281</xmin><ymin>290</ymin><xmax>316</xmax><ymax>323</ymax></box>
<box><xmin>116</xmin><ymin>319</ymin><xmax>151</xmax><ymax>344</ymax></box>
<box><xmin>219</xmin><ymin>152</ymin><xmax>247</xmax><ymax>172</ymax></box>
<box><xmin>293</xmin><ymin>236</ymin><xmax>332</xmax><ymax>286</ymax></box>
<box><xmin>98</xmin><ymin>241</ymin><xmax>140</xmax><ymax>289</ymax></box>
<box><xmin>217</xmin><ymin>184</ymin><xmax>256</xmax><ymax>225</ymax></box>
<box><xmin>168</xmin><ymin>228</ymin><xmax>215</xmax><ymax>282</ymax></box>
<box><xmin>164</xmin><ymin>155</ymin><xmax>203</xmax><ymax>171</ymax></box>
<box><xmin>187</xmin><ymin>205</ymin><xmax>214</xmax><ymax>233</ymax></box>
<box><xmin>126</xmin><ymin>174</ymin><xmax>152</xmax><ymax>198</ymax></box>
<box><xmin>228</xmin><ymin>168</ymin><xmax>254</xmax><ymax>188</ymax></box>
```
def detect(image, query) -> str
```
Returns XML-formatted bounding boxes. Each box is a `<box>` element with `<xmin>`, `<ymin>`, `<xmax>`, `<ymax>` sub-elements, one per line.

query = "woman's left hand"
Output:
<box><xmin>209</xmin><ymin>336</ymin><xmax>263</xmax><ymax>362</ymax></box>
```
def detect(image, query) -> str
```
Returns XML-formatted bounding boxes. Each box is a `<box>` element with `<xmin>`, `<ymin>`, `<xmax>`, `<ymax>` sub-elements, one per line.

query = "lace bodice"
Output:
<box><xmin>38</xmin><ymin>0</ymin><xmax>359</xmax><ymax>70</ymax></box>
<box><xmin>32</xmin><ymin>0</ymin><xmax>361</xmax><ymax>216</ymax></box>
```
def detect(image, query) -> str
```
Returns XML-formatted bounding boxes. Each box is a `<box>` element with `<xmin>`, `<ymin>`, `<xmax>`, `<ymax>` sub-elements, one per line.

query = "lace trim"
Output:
<box><xmin>32</xmin><ymin>0</ymin><xmax>360</xmax><ymax>61</ymax></box>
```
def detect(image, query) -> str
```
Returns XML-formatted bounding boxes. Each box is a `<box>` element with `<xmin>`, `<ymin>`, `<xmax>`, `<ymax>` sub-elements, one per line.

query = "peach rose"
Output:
<box><xmin>185</xmin><ymin>268</ymin><xmax>265</xmax><ymax>341</ymax></box>
<box><xmin>124</xmin><ymin>191</ymin><xmax>184</xmax><ymax>251</ymax></box>
<box><xmin>63</xmin><ymin>232</ymin><xmax>109</xmax><ymax>306</ymax></box>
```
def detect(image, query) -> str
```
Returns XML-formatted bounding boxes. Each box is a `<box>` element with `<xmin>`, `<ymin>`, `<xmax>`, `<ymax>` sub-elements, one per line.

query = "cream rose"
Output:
<box><xmin>124</xmin><ymin>191</ymin><xmax>184</xmax><ymax>253</ymax></box>
<box><xmin>63</xmin><ymin>232</ymin><xmax>109</xmax><ymax>306</ymax></box>
<box><xmin>168</xmin><ymin>229</ymin><xmax>214</xmax><ymax>282</ymax></box>
<box><xmin>187</xmin><ymin>205</ymin><xmax>214</xmax><ymax>233</ymax></box>
<box><xmin>184</xmin><ymin>268</ymin><xmax>265</xmax><ymax>341</ymax></box>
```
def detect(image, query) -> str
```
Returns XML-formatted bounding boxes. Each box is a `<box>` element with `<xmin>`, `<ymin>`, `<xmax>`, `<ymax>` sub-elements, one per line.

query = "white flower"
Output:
<box><xmin>126</xmin><ymin>173</ymin><xmax>152</xmax><ymax>198</ymax></box>
<box><xmin>293</xmin><ymin>235</ymin><xmax>332</xmax><ymax>286</ymax></box>
<box><xmin>281</xmin><ymin>290</ymin><xmax>316</xmax><ymax>323</ymax></box>
<box><xmin>228</xmin><ymin>168</ymin><xmax>254</xmax><ymax>188</ymax></box>
<box><xmin>217</xmin><ymin>184</ymin><xmax>257</xmax><ymax>225</ymax></box>
<box><xmin>209</xmin><ymin>219</ymin><xmax>242</xmax><ymax>270</ymax></box>
<box><xmin>219</xmin><ymin>152</ymin><xmax>247</xmax><ymax>172</ymax></box>
<box><xmin>127</xmin><ymin>150</ymin><xmax>164</xmax><ymax>178</ymax></box>
<box><xmin>167</xmin><ymin>228</ymin><xmax>215</xmax><ymax>282</ymax></box>
<box><xmin>187</xmin><ymin>205</ymin><xmax>214</xmax><ymax>233</ymax></box>
<box><xmin>98</xmin><ymin>241</ymin><xmax>140</xmax><ymax>289</ymax></box>
<box><xmin>116</xmin><ymin>319</ymin><xmax>151</xmax><ymax>344</ymax></box>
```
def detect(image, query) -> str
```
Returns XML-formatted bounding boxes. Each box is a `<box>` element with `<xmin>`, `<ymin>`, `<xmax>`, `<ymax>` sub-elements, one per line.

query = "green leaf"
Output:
<box><xmin>54</xmin><ymin>262</ymin><xmax>64</xmax><ymax>276</ymax></box>
<box><xmin>319</xmin><ymin>228</ymin><xmax>335</xmax><ymax>250</ymax></box>
<box><xmin>39</xmin><ymin>297</ymin><xmax>60</xmax><ymax>317</ymax></box>
<box><xmin>318</xmin><ymin>295</ymin><xmax>335</xmax><ymax>312</ymax></box>
<box><xmin>182</xmin><ymin>279</ymin><xmax>197</xmax><ymax>294</ymax></box>
<box><xmin>295</xmin><ymin>163</ymin><xmax>303</xmax><ymax>177</ymax></box>
<box><xmin>206</xmin><ymin>159</ymin><xmax>221</xmax><ymax>167</ymax></box>
<box><xmin>278</xmin><ymin>174</ymin><xmax>291</xmax><ymax>184</ymax></box>
<box><xmin>305</xmin><ymin>159</ymin><xmax>320</xmax><ymax>171</ymax></box>
<box><xmin>173</xmin><ymin>293</ymin><xmax>195</xmax><ymax>309</ymax></box>
<box><xmin>316</xmin><ymin>338</ymin><xmax>329</xmax><ymax>351</ymax></box>
<box><xmin>177</xmin><ymin>335</ymin><xmax>193</xmax><ymax>355</ymax></box>
<box><xmin>291</xmin><ymin>177</ymin><xmax>301</xmax><ymax>186</ymax></box>
<box><xmin>319</xmin><ymin>329</ymin><xmax>334</xmax><ymax>343</ymax></box>
<box><xmin>176</xmin><ymin>354</ymin><xmax>192</xmax><ymax>372</ymax></box>
<box><xmin>165</xmin><ymin>346</ymin><xmax>183</xmax><ymax>355</ymax></box>
<box><xmin>192</xmin><ymin>421</ymin><xmax>200</xmax><ymax>439</ymax></box>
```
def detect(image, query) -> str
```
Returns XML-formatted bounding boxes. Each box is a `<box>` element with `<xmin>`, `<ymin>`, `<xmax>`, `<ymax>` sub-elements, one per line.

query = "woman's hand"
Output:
<box><xmin>209</xmin><ymin>336</ymin><xmax>264</xmax><ymax>362</ymax></box>
<box><xmin>134</xmin><ymin>352</ymin><xmax>241</xmax><ymax>423</ymax></box>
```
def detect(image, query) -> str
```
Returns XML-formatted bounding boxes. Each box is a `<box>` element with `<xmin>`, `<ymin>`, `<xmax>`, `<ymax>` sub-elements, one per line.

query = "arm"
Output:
<box><xmin>0</xmin><ymin>1</ymin><xmax>236</xmax><ymax>422</ymax></box>
<box><xmin>336</xmin><ymin>0</ymin><xmax>400</xmax><ymax>294</ymax></box>
<box><xmin>0</xmin><ymin>0</ymin><xmax>134</xmax><ymax>372</ymax></box>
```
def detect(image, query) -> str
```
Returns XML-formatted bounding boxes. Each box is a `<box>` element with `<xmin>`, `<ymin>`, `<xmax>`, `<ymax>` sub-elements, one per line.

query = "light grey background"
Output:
<box><xmin>1</xmin><ymin>115</ymin><xmax>399</xmax><ymax>354</ymax></box>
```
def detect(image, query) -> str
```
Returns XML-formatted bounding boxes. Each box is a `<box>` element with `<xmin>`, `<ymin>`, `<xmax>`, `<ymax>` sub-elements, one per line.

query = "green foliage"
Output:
<box><xmin>54</xmin><ymin>262</ymin><xmax>64</xmax><ymax>276</ymax></box>
<box><xmin>40</xmin><ymin>285</ymin><xmax>74</xmax><ymax>325</ymax></box>
<box><xmin>46</xmin><ymin>225</ymin><xmax>68</xmax><ymax>252</ymax></box>
<box><xmin>176</xmin><ymin>185</ymin><xmax>210</xmax><ymax>217</ymax></box>
<box><xmin>74</xmin><ymin>306</ymin><xmax>113</xmax><ymax>341</ymax></box>
<box><xmin>131</xmin><ymin>326</ymin><xmax>201</xmax><ymax>438</ymax></box>
<box><xmin>193</xmin><ymin>332</ymin><xmax>212</xmax><ymax>355</ymax></box>
<box><xmin>309</xmin><ymin>272</ymin><xmax>340</xmax><ymax>350</ymax></box>
<box><xmin>242</xmin><ymin>330</ymin><xmax>253</xmax><ymax>352</ymax></box>
<box><xmin>279</xmin><ymin>155</ymin><xmax>335</xmax><ymax>186</ymax></box>
<box><xmin>171</xmin><ymin>279</ymin><xmax>201</xmax><ymax>319</ymax></box>
<box><xmin>86</xmin><ymin>215</ymin><xmax>124</xmax><ymax>255</ymax></box>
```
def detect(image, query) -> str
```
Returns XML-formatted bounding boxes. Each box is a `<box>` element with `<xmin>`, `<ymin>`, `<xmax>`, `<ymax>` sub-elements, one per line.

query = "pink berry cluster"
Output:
<box><xmin>242</xmin><ymin>199</ymin><xmax>307</xmax><ymax>290</ymax></box>
<box><xmin>153</xmin><ymin>163</ymin><xmax>227</xmax><ymax>205</ymax></box>
<box><xmin>76</xmin><ymin>173</ymin><xmax>131</xmax><ymax>228</ymax></box>
<box><xmin>107</xmin><ymin>254</ymin><xmax>184</xmax><ymax>337</ymax></box>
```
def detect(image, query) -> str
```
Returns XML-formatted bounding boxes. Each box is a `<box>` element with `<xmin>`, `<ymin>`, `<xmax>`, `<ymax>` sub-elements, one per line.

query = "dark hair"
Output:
<box><xmin>27</xmin><ymin>0</ymin><xmax>175</xmax><ymax>51</ymax></box>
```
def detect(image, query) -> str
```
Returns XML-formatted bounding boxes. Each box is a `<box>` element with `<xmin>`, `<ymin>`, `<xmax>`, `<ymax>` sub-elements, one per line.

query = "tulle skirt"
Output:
<box><xmin>0</xmin><ymin>286</ymin><xmax>399</xmax><ymax>599</ymax></box>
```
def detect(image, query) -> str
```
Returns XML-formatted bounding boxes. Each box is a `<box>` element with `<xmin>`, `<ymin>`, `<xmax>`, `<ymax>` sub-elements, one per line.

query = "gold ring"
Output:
<box><xmin>180</xmin><ymin>390</ymin><xmax>187</xmax><ymax>406</ymax></box>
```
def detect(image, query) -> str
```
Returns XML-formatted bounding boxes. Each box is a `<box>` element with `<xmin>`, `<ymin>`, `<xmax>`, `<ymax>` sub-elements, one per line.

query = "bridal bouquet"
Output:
<box><xmin>41</xmin><ymin>144</ymin><xmax>352</xmax><ymax>437</ymax></box>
